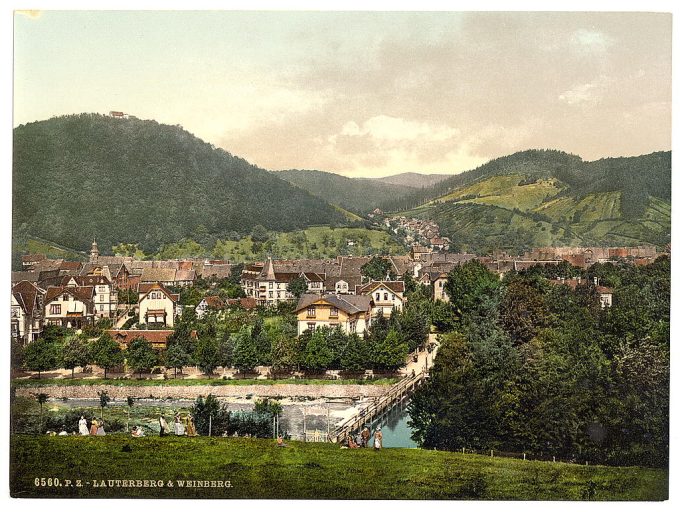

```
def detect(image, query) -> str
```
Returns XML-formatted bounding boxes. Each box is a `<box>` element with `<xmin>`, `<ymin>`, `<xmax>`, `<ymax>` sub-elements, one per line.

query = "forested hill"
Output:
<box><xmin>13</xmin><ymin>114</ymin><xmax>348</xmax><ymax>253</ymax></box>
<box><xmin>275</xmin><ymin>169</ymin><xmax>417</xmax><ymax>214</ymax></box>
<box><xmin>369</xmin><ymin>172</ymin><xmax>451</xmax><ymax>189</ymax></box>
<box><xmin>388</xmin><ymin>149</ymin><xmax>671</xmax><ymax>252</ymax></box>
<box><xmin>379</xmin><ymin>149</ymin><xmax>671</xmax><ymax>214</ymax></box>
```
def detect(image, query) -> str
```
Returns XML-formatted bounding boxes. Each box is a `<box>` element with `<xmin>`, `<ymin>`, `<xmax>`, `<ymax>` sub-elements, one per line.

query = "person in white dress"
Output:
<box><xmin>78</xmin><ymin>416</ymin><xmax>89</xmax><ymax>436</ymax></box>
<box><xmin>174</xmin><ymin>413</ymin><xmax>185</xmax><ymax>435</ymax></box>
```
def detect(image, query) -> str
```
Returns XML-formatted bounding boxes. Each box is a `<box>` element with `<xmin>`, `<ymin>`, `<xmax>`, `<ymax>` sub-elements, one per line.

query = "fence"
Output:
<box><xmin>458</xmin><ymin>447</ymin><xmax>594</xmax><ymax>466</ymax></box>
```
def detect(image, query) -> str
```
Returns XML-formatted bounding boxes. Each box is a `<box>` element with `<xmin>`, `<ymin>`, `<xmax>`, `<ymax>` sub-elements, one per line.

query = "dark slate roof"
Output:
<box><xmin>12</xmin><ymin>280</ymin><xmax>45</xmax><ymax>314</ymax></box>
<box><xmin>45</xmin><ymin>286</ymin><xmax>95</xmax><ymax>305</ymax></box>
<box><xmin>295</xmin><ymin>293</ymin><xmax>372</xmax><ymax>314</ymax></box>
<box><xmin>355</xmin><ymin>280</ymin><xmax>405</xmax><ymax>295</ymax></box>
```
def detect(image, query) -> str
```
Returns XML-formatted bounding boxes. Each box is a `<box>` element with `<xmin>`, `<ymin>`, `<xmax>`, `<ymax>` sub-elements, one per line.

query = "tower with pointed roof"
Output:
<box><xmin>90</xmin><ymin>239</ymin><xmax>99</xmax><ymax>263</ymax></box>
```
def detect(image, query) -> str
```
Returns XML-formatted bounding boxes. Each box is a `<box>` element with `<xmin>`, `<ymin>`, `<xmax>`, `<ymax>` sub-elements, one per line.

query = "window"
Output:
<box><xmin>330</xmin><ymin>307</ymin><xmax>338</xmax><ymax>317</ymax></box>
<box><xmin>99</xmin><ymin>304</ymin><xmax>104</xmax><ymax>311</ymax></box>
<box><xmin>100</xmin><ymin>295</ymin><xmax>104</xmax><ymax>302</ymax></box>
<box><xmin>269</xmin><ymin>282</ymin><xmax>273</xmax><ymax>289</ymax></box>
<box><xmin>277</xmin><ymin>291</ymin><xmax>281</xmax><ymax>298</ymax></box>
<box><xmin>375</xmin><ymin>292</ymin><xmax>380</xmax><ymax>301</ymax></box>
<box><xmin>269</xmin><ymin>291</ymin><xmax>273</xmax><ymax>298</ymax></box>
<box><xmin>307</xmin><ymin>306</ymin><xmax>316</xmax><ymax>317</ymax></box>
<box><xmin>384</xmin><ymin>293</ymin><xmax>389</xmax><ymax>301</ymax></box>
<box><xmin>277</xmin><ymin>283</ymin><xmax>281</xmax><ymax>289</ymax></box>
<box><xmin>50</xmin><ymin>304</ymin><xmax>61</xmax><ymax>315</ymax></box>
<box><xmin>307</xmin><ymin>323</ymin><xmax>316</xmax><ymax>332</ymax></box>
<box><xmin>63</xmin><ymin>295</ymin><xmax>69</xmax><ymax>301</ymax></box>
<box><xmin>392</xmin><ymin>294</ymin><xmax>395</xmax><ymax>301</ymax></box>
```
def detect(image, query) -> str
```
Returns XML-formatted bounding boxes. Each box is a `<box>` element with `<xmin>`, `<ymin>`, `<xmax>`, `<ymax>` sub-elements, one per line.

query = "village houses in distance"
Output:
<box><xmin>11</xmin><ymin>231</ymin><xmax>662</xmax><ymax>351</ymax></box>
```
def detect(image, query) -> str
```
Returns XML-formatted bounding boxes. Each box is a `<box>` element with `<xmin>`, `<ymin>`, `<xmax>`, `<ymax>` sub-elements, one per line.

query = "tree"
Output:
<box><xmin>288</xmin><ymin>276</ymin><xmax>308</xmax><ymax>299</ymax></box>
<box><xmin>232</xmin><ymin>328</ymin><xmax>259</xmax><ymax>374</ymax></box>
<box><xmin>191</xmin><ymin>394</ymin><xmax>230</xmax><ymax>436</ymax></box>
<box><xmin>166</xmin><ymin>341</ymin><xmax>193</xmax><ymax>378</ymax></box>
<box><xmin>24</xmin><ymin>338</ymin><xmax>60</xmax><ymax>378</ymax></box>
<box><xmin>216</xmin><ymin>333</ymin><xmax>235</xmax><ymax>370</ymax></box>
<box><xmin>444</xmin><ymin>260</ymin><xmax>500</xmax><ymax>316</ymax></box>
<box><xmin>340</xmin><ymin>333</ymin><xmax>367</xmax><ymax>372</ymax></box>
<box><xmin>125</xmin><ymin>337</ymin><xmax>158</xmax><ymax>378</ymax></box>
<box><xmin>90</xmin><ymin>334</ymin><xmax>124</xmax><ymax>378</ymax></box>
<box><xmin>370</xmin><ymin>328</ymin><xmax>408</xmax><ymax>371</ymax></box>
<box><xmin>270</xmin><ymin>333</ymin><xmax>298</xmax><ymax>373</ymax></box>
<box><xmin>98</xmin><ymin>390</ymin><xmax>110</xmax><ymax>422</ymax></box>
<box><xmin>500</xmin><ymin>279</ymin><xmax>549</xmax><ymax>345</ymax></box>
<box><xmin>36</xmin><ymin>392</ymin><xmax>49</xmax><ymax>433</ymax></box>
<box><xmin>251</xmin><ymin>225</ymin><xmax>269</xmax><ymax>243</ymax></box>
<box><xmin>11</xmin><ymin>339</ymin><xmax>25</xmax><ymax>371</ymax></box>
<box><xmin>360</xmin><ymin>256</ymin><xmax>392</xmax><ymax>281</ymax></box>
<box><xmin>301</xmin><ymin>328</ymin><xmax>334</xmax><ymax>372</ymax></box>
<box><xmin>61</xmin><ymin>336</ymin><xmax>90</xmax><ymax>378</ymax></box>
<box><xmin>195</xmin><ymin>336</ymin><xmax>220</xmax><ymax>377</ymax></box>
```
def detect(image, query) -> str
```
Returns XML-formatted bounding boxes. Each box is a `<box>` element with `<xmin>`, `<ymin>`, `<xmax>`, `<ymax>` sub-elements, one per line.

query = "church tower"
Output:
<box><xmin>90</xmin><ymin>239</ymin><xmax>100</xmax><ymax>263</ymax></box>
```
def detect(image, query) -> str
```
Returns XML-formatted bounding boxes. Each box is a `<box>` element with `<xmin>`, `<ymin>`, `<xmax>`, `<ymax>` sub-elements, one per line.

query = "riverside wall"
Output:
<box><xmin>14</xmin><ymin>383</ymin><xmax>390</xmax><ymax>400</ymax></box>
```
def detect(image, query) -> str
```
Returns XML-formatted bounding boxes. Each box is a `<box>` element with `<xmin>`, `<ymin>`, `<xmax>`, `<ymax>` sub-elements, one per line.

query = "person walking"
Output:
<box><xmin>361</xmin><ymin>426</ymin><xmax>371</xmax><ymax>448</ymax></box>
<box><xmin>159</xmin><ymin>415</ymin><xmax>169</xmax><ymax>437</ymax></box>
<box><xmin>373</xmin><ymin>426</ymin><xmax>383</xmax><ymax>450</ymax></box>
<box><xmin>78</xmin><ymin>416</ymin><xmax>89</xmax><ymax>436</ymax></box>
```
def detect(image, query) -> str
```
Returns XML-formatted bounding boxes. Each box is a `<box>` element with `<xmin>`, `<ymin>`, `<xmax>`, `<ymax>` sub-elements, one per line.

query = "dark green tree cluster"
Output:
<box><xmin>13</xmin><ymin>114</ymin><xmax>346</xmax><ymax>254</ymax></box>
<box><xmin>409</xmin><ymin>257</ymin><xmax>670</xmax><ymax>467</ymax></box>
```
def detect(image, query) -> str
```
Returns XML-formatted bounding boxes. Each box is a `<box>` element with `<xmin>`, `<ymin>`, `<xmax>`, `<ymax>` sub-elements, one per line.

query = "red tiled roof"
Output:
<box><xmin>138</xmin><ymin>282</ymin><xmax>179</xmax><ymax>302</ymax></box>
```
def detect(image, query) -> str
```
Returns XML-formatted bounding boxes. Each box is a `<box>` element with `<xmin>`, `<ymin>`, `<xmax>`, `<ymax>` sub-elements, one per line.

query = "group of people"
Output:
<box><xmin>158</xmin><ymin>413</ymin><xmax>197</xmax><ymax>437</ymax></box>
<box><xmin>76</xmin><ymin>415</ymin><xmax>106</xmax><ymax>436</ymax></box>
<box><xmin>346</xmin><ymin>425</ymin><xmax>383</xmax><ymax>450</ymax></box>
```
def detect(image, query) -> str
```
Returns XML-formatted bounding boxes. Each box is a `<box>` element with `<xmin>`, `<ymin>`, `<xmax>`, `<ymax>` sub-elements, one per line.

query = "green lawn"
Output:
<box><xmin>9</xmin><ymin>435</ymin><xmax>668</xmax><ymax>500</ymax></box>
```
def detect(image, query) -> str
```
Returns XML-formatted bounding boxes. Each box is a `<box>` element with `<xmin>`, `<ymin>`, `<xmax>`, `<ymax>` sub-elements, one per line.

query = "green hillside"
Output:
<box><xmin>275</xmin><ymin>169</ymin><xmax>417</xmax><ymax>214</ymax></box>
<box><xmin>13</xmin><ymin>114</ymin><xmax>347</xmax><ymax>255</ymax></box>
<box><xmin>397</xmin><ymin>150</ymin><xmax>671</xmax><ymax>252</ymax></box>
<box><xmin>10</xmin><ymin>435</ymin><xmax>668</xmax><ymax>500</ymax></box>
<box><xmin>370</xmin><ymin>171</ymin><xmax>451</xmax><ymax>188</ymax></box>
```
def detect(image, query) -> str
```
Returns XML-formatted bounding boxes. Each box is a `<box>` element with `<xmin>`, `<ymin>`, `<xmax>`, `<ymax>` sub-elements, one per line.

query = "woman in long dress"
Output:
<box><xmin>174</xmin><ymin>413</ymin><xmax>185</xmax><ymax>436</ymax></box>
<box><xmin>159</xmin><ymin>415</ymin><xmax>169</xmax><ymax>436</ymax></box>
<box><xmin>373</xmin><ymin>426</ymin><xmax>383</xmax><ymax>450</ymax></box>
<box><xmin>96</xmin><ymin>420</ymin><xmax>106</xmax><ymax>436</ymax></box>
<box><xmin>186</xmin><ymin>414</ymin><xmax>197</xmax><ymax>437</ymax></box>
<box><xmin>89</xmin><ymin>417</ymin><xmax>98</xmax><ymax>436</ymax></box>
<box><xmin>78</xmin><ymin>416</ymin><xmax>89</xmax><ymax>436</ymax></box>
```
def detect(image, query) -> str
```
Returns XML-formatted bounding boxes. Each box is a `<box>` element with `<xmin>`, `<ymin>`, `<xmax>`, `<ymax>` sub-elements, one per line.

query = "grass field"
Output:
<box><xmin>9</xmin><ymin>435</ymin><xmax>668</xmax><ymax>500</ymax></box>
<box><xmin>211</xmin><ymin>226</ymin><xmax>406</xmax><ymax>263</ymax></box>
<box><xmin>430</xmin><ymin>175</ymin><xmax>563</xmax><ymax>212</ymax></box>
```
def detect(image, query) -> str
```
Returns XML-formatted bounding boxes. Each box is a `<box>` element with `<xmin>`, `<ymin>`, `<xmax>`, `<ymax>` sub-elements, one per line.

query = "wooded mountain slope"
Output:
<box><xmin>396</xmin><ymin>150</ymin><xmax>671</xmax><ymax>252</ymax></box>
<box><xmin>13</xmin><ymin>114</ymin><xmax>347</xmax><ymax>253</ymax></box>
<box><xmin>275</xmin><ymin>169</ymin><xmax>416</xmax><ymax>214</ymax></box>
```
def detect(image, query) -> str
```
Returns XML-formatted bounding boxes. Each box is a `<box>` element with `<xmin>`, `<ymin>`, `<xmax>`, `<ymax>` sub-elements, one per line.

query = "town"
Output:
<box><xmin>12</xmin><ymin>238</ymin><xmax>661</xmax><ymax>351</ymax></box>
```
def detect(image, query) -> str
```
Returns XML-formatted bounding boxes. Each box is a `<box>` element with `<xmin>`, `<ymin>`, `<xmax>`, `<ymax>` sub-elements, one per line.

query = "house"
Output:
<box><xmin>355</xmin><ymin>280</ymin><xmax>406</xmax><ymax>319</ymax></box>
<box><xmin>432</xmin><ymin>273</ymin><xmax>450</xmax><ymax>302</ymax></box>
<box><xmin>225</xmin><ymin>297</ymin><xmax>258</xmax><ymax>310</ymax></box>
<box><xmin>11</xmin><ymin>281</ymin><xmax>45</xmax><ymax>343</ymax></box>
<box><xmin>549</xmin><ymin>277</ymin><xmax>614</xmax><ymax>308</ymax></box>
<box><xmin>44</xmin><ymin>286</ymin><xmax>96</xmax><ymax>329</ymax></box>
<box><xmin>140</xmin><ymin>268</ymin><xmax>178</xmax><ymax>287</ymax></box>
<box><xmin>410</xmin><ymin>244</ymin><xmax>432</xmax><ymax>261</ymax></box>
<box><xmin>138</xmin><ymin>282</ymin><xmax>179</xmax><ymax>327</ymax></box>
<box><xmin>63</xmin><ymin>275</ymin><xmax>118</xmax><ymax>318</ymax></box>
<box><xmin>295</xmin><ymin>293</ymin><xmax>373</xmax><ymax>337</ymax></box>
<box><xmin>195</xmin><ymin>295</ymin><xmax>225</xmax><ymax>318</ymax></box>
<box><xmin>22</xmin><ymin>254</ymin><xmax>46</xmax><ymax>270</ymax></box>
<box><xmin>80</xmin><ymin>262</ymin><xmax>131</xmax><ymax>290</ymax></box>
<box><xmin>241</xmin><ymin>257</ymin><xmax>303</xmax><ymax>306</ymax></box>
<box><xmin>106</xmin><ymin>329</ymin><xmax>197</xmax><ymax>351</ymax></box>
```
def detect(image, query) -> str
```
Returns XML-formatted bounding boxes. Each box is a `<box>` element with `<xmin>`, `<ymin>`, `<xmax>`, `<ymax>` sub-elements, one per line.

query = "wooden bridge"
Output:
<box><xmin>329</xmin><ymin>369</ymin><xmax>429</xmax><ymax>445</ymax></box>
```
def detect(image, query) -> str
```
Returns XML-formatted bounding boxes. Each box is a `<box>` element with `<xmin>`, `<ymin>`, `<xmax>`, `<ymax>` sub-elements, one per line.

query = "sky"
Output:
<box><xmin>13</xmin><ymin>10</ymin><xmax>672</xmax><ymax>177</ymax></box>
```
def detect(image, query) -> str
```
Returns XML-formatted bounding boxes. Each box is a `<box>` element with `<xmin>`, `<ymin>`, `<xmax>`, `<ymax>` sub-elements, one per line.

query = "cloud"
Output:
<box><xmin>570</xmin><ymin>29</ymin><xmax>614</xmax><ymax>53</ymax></box>
<box><xmin>558</xmin><ymin>76</ymin><xmax>610</xmax><ymax>106</ymax></box>
<box><xmin>338</xmin><ymin>115</ymin><xmax>459</xmax><ymax>143</ymax></box>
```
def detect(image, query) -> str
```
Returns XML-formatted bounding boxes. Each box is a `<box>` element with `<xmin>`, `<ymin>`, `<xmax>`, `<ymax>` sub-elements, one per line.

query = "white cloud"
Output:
<box><xmin>558</xmin><ymin>76</ymin><xmax>610</xmax><ymax>106</ymax></box>
<box><xmin>339</xmin><ymin>115</ymin><xmax>459</xmax><ymax>142</ymax></box>
<box><xmin>570</xmin><ymin>29</ymin><xmax>614</xmax><ymax>53</ymax></box>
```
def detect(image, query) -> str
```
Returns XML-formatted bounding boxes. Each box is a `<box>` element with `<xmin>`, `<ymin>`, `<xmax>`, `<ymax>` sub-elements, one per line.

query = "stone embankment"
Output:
<box><xmin>15</xmin><ymin>383</ymin><xmax>390</xmax><ymax>400</ymax></box>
